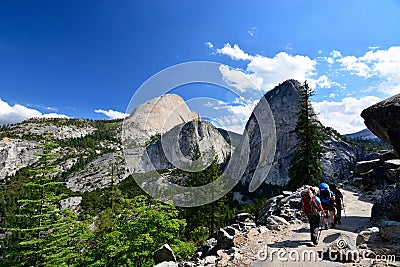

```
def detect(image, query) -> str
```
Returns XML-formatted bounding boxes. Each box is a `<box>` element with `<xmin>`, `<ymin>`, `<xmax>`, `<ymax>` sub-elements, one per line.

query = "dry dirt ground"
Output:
<box><xmin>226</xmin><ymin>189</ymin><xmax>399</xmax><ymax>267</ymax></box>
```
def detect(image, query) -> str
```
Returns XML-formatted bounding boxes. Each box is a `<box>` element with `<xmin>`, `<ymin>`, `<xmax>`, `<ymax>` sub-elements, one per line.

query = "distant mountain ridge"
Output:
<box><xmin>345</xmin><ymin>128</ymin><xmax>380</xmax><ymax>140</ymax></box>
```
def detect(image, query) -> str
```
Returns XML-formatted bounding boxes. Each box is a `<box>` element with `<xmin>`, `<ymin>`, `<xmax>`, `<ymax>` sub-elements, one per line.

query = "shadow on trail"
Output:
<box><xmin>291</xmin><ymin>227</ymin><xmax>309</xmax><ymax>234</ymax></box>
<box><xmin>268</xmin><ymin>239</ymin><xmax>313</xmax><ymax>249</ymax></box>
<box><xmin>332</xmin><ymin>215</ymin><xmax>371</xmax><ymax>233</ymax></box>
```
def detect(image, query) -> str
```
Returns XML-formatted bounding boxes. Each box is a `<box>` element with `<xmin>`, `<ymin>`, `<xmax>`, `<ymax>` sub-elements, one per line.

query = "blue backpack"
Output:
<box><xmin>319</xmin><ymin>183</ymin><xmax>331</xmax><ymax>203</ymax></box>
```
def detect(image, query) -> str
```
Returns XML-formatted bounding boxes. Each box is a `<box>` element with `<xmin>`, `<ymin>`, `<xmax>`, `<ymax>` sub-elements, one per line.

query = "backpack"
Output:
<box><xmin>301</xmin><ymin>189</ymin><xmax>319</xmax><ymax>215</ymax></box>
<box><xmin>319</xmin><ymin>183</ymin><xmax>331</xmax><ymax>203</ymax></box>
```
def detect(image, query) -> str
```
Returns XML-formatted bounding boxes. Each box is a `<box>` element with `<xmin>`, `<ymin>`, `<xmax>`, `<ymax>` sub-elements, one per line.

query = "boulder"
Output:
<box><xmin>197</xmin><ymin>238</ymin><xmax>218</xmax><ymax>257</ymax></box>
<box><xmin>350</xmin><ymin>177</ymin><xmax>363</xmax><ymax>188</ymax></box>
<box><xmin>379</xmin><ymin>220</ymin><xmax>400</xmax><ymax>243</ymax></box>
<box><xmin>371</xmin><ymin>189</ymin><xmax>400</xmax><ymax>222</ymax></box>
<box><xmin>256</xmin><ymin>194</ymin><xmax>284</xmax><ymax>225</ymax></box>
<box><xmin>216</xmin><ymin>228</ymin><xmax>235</xmax><ymax>249</ymax></box>
<box><xmin>179</xmin><ymin>262</ymin><xmax>195</xmax><ymax>267</ymax></box>
<box><xmin>356</xmin><ymin>227</ymin><xmax>381</xmax><ymax>246</ymax></box>
<box><xmin>379</xmin><ymin>150</ymin><xmax>398</xmax><ymax>162</ymax></box>
<box><xmin>265</xmin><ymin>215</ymin><xmax>289</xmax><ymax>230</ymax></box>
<box><xmin>325</xmin><ymin>233</ymin><xmax>358</xmax><ymax>262</ymax></box>
<box><xmin>154</xmin><ymin>262</ymin><xmax>178</xmax><ymax>267</ymax></box>
<box><xmin>361</xmin><ymin>167</ymin><xmax>386</xmax><ymax>190</ymax></box>
<box><xmin>204</xmin><ymin>256</ymin><xmax>217</xmax><ymax>265</ymax></box>
<box><xmin>153</xmin><ymin>244</ymin><xmax>176</xmax><ymax>264</ymax></box>
<box><xmin>383</xmin><ymin>159</ymin><xmax>400</xmax><ymax>170</ymax></box>
<box><xmin>230</xmin><ymin>213</ymin><xmax>254</xmax><ymax>224</ymax></box>
<box><xmin>353</xmin><ymin>159</ymin><xmax>380</xmax><ymax>175</ymax></box>
<box><xmin>383</xmin><ymin>159</ymin><xmax>400</xmax><ymax>183</ymax></box>
<box><xmin>361</xmin><ymin>93</ymin><xmax>400</xmax><ymax>156</ymax></box>
<box><xmin>256</xmin><ymin>186</ymin><xmax>306</xmax><ymax>225</ymax></box>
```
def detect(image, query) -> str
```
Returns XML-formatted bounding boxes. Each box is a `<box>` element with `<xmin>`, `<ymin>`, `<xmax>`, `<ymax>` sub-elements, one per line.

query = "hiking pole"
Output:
<box><xmin>342</xmin><ymin>202</ymin><xmax>347</xmax><ymax>218</ymax></box>
<box><xmin>317</xmin><ymin>212</ymin><xmax>324</xmax><ymax>242</ymax></box>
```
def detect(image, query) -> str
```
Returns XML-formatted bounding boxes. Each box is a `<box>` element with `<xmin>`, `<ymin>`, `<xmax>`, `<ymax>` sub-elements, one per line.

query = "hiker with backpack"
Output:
<box><xmin>301</xmin><ymin>186</ymin><xmax>324</xmax><ymax>245</ymax></box>
<box><xmin>329</xmin><ymin>184</ymin><xmax>344</xmax><ymax>224</ymax></box>
<box><xmin>318</xmin><ymin>183</ymin><xmax>336</xmax><ymax>229</ymax></box>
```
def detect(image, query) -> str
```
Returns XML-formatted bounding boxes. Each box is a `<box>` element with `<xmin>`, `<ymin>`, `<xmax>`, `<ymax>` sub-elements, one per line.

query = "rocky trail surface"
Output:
<box><xmin>180</xmin><ymin>187</ymin><xmax>399</xmax><ymax>267</ymax></box>
<box><xmin>248</xmin><ymin>188</ymin><xmax>384</xmax><ymax>267</ymax></box>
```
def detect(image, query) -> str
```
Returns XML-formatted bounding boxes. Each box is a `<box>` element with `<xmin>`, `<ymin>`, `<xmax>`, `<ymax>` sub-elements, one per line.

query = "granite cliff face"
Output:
<box><xmin>361</xmin><ymin>93</ymin><xmax>400</xmax><ymax>155</ymax></box>
<box><xmin>0</xmin><ymin>138</ymin><xmax>40</xmax><ymax>179</ymax></box>
<box><xmin>240</xmin><ymin>79</ymin><xmax>358</xmax><ymax>189</ymax></box>
<box><xmin>122</xmin><ymin>94</ymin><xmax>230</xmax><ymax>176</ymax></box>
<box><xmin>144</xmin><ymin>121</ymin><xmax>232</xmax><ymax>171</ymax></box>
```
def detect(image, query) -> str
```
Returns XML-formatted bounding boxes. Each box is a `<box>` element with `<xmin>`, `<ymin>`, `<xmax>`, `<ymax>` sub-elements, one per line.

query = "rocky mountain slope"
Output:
<box><xmin>239</xmin><ymin>80</ymin><xmax>359</xmax><ymax>191</ymax></box>
<box><xmin>0</xmin><ymin>95</ymin><xmax>232</xmax><ymax>193</ymax></box>
<box><xmin>1</xmin><ymin>83</ymin><xmax>360</xmax><ymax>195</ymax></box>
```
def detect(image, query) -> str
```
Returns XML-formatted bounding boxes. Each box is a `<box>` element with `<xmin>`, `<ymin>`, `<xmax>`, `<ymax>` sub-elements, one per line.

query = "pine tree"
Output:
<box><xmin>287</xmin><ymin>81</ymin><xmax>326</xmax><ymax>191</ymax></box>
<box><xmin>2</xmin><ymin>137</ymin><xmax>92</xmax><ymax>266</ymax></box>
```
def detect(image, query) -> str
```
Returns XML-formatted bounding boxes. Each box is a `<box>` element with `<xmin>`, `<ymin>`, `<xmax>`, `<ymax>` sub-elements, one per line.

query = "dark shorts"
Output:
<box><xmin>321</xmin><ymin>201</ymin><xmax>335</xmax><ymax>211</ymax></box>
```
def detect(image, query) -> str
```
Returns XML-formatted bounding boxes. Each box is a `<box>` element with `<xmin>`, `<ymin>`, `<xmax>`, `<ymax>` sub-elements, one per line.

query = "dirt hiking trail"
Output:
<box><xmin>228</xmin><ymin>188</ymin><xmax>399</xmax><ymax>267</ymax></box>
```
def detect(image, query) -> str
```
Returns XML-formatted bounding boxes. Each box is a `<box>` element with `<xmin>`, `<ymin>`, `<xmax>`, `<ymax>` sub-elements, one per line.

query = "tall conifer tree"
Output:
<box><xmin>2</xmin><ymin>137</ymin><xmax>92</xmax><ymax>266</ymax></box>
<box><xmin>287</xmin><ymin>81</ymin><xmax>325</xmax><ymax>190</ymax></box>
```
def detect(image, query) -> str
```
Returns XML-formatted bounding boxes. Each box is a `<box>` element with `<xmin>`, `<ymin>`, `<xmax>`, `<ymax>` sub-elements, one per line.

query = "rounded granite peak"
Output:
<box><xmin>128</xmin><ymin>93</ymin><xmax>200</xmax><ymax>136</ymax></box>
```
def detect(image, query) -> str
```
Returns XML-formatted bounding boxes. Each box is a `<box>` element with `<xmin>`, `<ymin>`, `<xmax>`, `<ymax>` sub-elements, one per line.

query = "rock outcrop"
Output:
<box><xmin>349</xmin><ymin>150</ymin><xmax>399</xmax><ymax>191</ymax></box>
<box><xmin>240</xmin><ymin>80</ymin><xmax>358</xmax><ymax>189</ymax></box>
<box><xmin>11</xmin><ymin>118</ymin><xmax>96</xmax><ymax>140</ymax></box>
<box><xmin>361</xmin><ymin>93</ymin><xmax>400</xmax><ymax>155</ymax></box>
<box><xmin>256</xmin><ymin>186</ymin><xmax>304</xmax><ymax>225</ymax></box>
<box><xmin>153</xmin><ymin>244</ymin><xmax>177</xmax><ymax>265</ymax></box>
<box><xmin>0</xmin><ymin>138</ymin><xmax>40</xmax><ymax>179</ymax></box>
<box><xmin>144</xmin><ymin>121</ymin><xmax>231</xmax><ymax>171</ymax></box>
<box><xmin>371</xmin><ymin>188</ymin><xmax>400</xmax><ymax>223</ymax></box>
<box><xmin>66</xmin><ymin>151</ymin><xmax>129</xmax><ymax>192</ymax></box>
<box><xmin>59</xmin><ymin>196</ymin><xmax>82</xmax><ymax>215</ymax></box>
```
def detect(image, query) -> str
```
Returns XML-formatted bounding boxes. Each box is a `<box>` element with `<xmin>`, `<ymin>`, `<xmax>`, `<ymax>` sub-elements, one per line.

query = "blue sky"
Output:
<box><xmin>1</xmin><ymin>0</ymin><xmax>400</xmax><ymax>134</ymax></box>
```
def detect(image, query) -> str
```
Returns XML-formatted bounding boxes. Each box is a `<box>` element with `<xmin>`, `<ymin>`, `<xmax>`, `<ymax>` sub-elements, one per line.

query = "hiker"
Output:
<box><xmin>301</xmin><ymin>186</ymin><xmax>324</xmax><ymax>245</ymax></box>
<box><xmin>318</xmin><ymin>183</ymin><xmax>336</xmax><ymax>229</ymax></box>
<box><xmin>329</xmin><ymin>184</ymin><xmax>343</xmax><ymax>224</ymax></box>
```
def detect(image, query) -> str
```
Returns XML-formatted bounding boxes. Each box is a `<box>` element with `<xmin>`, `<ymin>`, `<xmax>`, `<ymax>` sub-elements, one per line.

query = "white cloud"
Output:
<box><xmin>0</xmin><ymin>98</ymin><xmax>68</xmax><ymax>125</ymax></box>
<box><xmin>316</xmin><ymin>75</ymin><xmax>331</xmax><ymax>89</ymax></box>
<box><xmin>313</xmin><ymin>96</ymin><xmax>381</xmax><ymax>134</ymax></box>
<box><xmin>338</xmin><ymin>46</ymin><xmax>400</xmax><ymax>95</ymax></box>
<box><xmin>219</xmin><ymin>65</ymin><xmax>258</xmax><ymax>93</ymax></box>
<box><xmin>329</xmin><ymin>93</ymin><xmax>337</xmax><ymax>98</ymax></box>
<box><xmin>248</xmin><ymin>27</ymin><xmax>257</xmax><ymax>37</ymax></box>
<box><xmin>216</xmin><ymin>43</ymin><xmax>317</xmax><ymax>91</ymax></box>
<box><xmin>216</xmin><ymin>43</ymin><xmax>253</xmax><ymax>61</ymax></box>
<box><xmin>337</xmin><ymin>55</ymin><xmax>372</xmax><ymax>77</ymax></box>
<box><xmin>326</xmin><ymin>57</ymin><xmax>334</xmax><ymax>64</ymax></box>
<box><xmin>94</xmin><ymin>109</ymin><xmax>129</xmax><ymax>119</ymax></box>
<box><xmin>247</xmin><ymin>52</ymin><xmax>316</xmax><ymax>91</ymax></box>
<box><xmin>211</xmin><ymin>115</ymin><xmax>245</xmax><ymax>134</ymax></box>
<box><xmin>203</xmin><ymin>97</ymin><xmax>259</xmax><ymax>134</ymax></box>
<box><xmin>205</xmin><ymin>41</ymin><xmax>214</xmax><ymax>49</ymax></box>
<box><xmin>42</xmin><ymin>113</ymin><xmax>69</xmax><ymax>119</ymax></box>
<box><xmin>330</xmin><ymin>50</ymin><xmax>342</xmax><ymax>59</ymax></box>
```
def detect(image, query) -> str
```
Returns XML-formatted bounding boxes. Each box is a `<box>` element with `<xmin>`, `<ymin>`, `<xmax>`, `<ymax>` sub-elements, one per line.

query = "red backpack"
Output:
<box><xmin>301</xmin><ymin>189</ymin><xmax>319</xmax><ymax>215</ymax></box>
